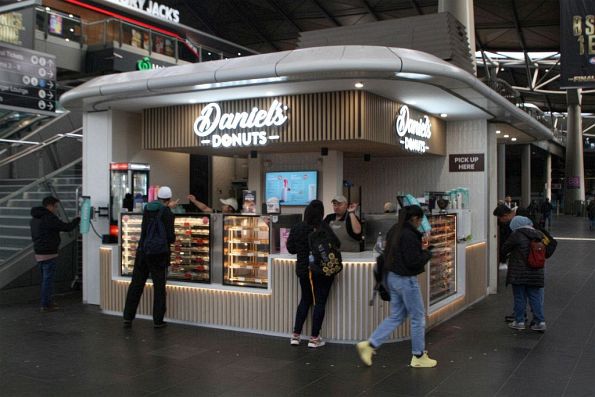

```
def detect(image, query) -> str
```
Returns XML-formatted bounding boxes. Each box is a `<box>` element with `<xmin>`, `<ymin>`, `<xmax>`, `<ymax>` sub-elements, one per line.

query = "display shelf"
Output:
<box><xmin>428</xmin><ymin>214</ymin><xmax>457</xmax><ymax>306</ymax></box>
<box><xmin>223</xmin><ymin>215</ymin><xmax>270</xmax><ymax>288</ymax></box>
<box><xmin>120</xmin><ymin>213</ymin><xmax>212</xmax><ymax>283</ymax></box>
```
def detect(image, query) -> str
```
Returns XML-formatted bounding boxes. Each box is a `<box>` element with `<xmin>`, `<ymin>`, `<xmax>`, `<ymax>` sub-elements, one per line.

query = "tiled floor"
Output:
<box><xmin>1</xmin><ymin>215</ymin><xmax>594</xmax><ymax>396</ymax></box>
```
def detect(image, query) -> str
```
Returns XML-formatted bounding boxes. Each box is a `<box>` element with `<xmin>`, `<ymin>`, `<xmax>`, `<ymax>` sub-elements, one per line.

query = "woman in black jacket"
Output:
<box><xmin>357</xmin><ymin>205</ymin><xmax>437</xmax><ymax>368</ymax></box>
<box><xmin>502</xmin><ymin>216</ymin><xmax>546</xmax><ymax>332</ymax></box>
<box><xmin>287</xmin><ymin>200</ymin><xmax>340</xmax><ymax>348</ymax></box>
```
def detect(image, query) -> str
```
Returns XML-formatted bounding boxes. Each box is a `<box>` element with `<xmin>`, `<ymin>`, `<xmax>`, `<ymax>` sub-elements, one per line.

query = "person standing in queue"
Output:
<box><xmin>356</xmin><ymin>205</ymin><xmax>437</xmax><ymax>368</ymax></box>
<box><xmin>324</xmin><ymin>195</ymin><xmax>362</xmax><ymax>252</ymax></box>
<box><xmin>187</xmin><ymin>194</ymin><xmax>237</xmax><ymax>213</ymax></box>
<box><xmin>287</xmin><ymin>200</ymin><xmax>340</xmax><ymax>348</ymax></box>
<box><xmin>123</xmin><ymin>186</ymin><xmax>177</xmax><ymax>328</ymax></box>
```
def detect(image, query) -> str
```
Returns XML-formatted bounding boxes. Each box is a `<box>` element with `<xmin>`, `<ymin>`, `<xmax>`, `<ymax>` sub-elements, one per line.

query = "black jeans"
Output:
<box><xmin>293</xmin><ymin>271</ymin><xmax>334</xmax><ymax>337</ymax></box>
<box><xmin>123</xmin><ymin>252</ymin><xmax>169</xmax><ymax>324</ymax></box>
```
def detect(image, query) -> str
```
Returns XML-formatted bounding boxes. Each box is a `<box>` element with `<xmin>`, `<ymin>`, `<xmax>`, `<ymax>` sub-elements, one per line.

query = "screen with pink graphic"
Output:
<box><xmin>265</xmin><ymin>171</ymin><xmax>318</xmax><ymax>206</ymax></box>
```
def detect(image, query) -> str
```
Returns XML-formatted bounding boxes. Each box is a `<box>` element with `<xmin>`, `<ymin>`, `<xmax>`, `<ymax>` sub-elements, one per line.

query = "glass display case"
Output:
<box><xmin>120</xmin><ymin>213</ymin><xmax>212</xmax><ymax>283</ymax></box>
<box><xmin>223</xmin><ymin>215</ymin><xmax>270</xmax><ymax>288</ymax></box>
<box><xmin>428</xmin><ymin>214</ymin><xmax>457</xmax><ymax>306</ymax></box>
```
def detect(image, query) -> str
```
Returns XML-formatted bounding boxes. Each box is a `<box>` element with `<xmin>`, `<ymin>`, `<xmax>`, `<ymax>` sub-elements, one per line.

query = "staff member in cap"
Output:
<box><xmin>187</xmin><ymin>194</ymin><xmax>238</xmax><ymax>213</ymax></box>
<box><xmin>123</xmin><ymin>186</ymin><xmax>176</xmax><ymax>328</ymax></box>
<box><xmin>323</xmin><ymin>195</ymin><xmax>362</xmax><ymax>252</ymax></box>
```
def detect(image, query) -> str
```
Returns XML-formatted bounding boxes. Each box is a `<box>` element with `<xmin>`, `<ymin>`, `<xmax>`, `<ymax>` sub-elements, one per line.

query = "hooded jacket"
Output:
<box><xmin>502</xmin><ymin>226</ymin><xmax>545</xmax><ymax>287</ymax></box>
<box><xmin>386</xmin><ymin>222</ymin><xmax>432</xmax><ymax>277</ymax></box>
<box><xmin>30</xmin><ymin>207</ymin><xmax>79</xmax><ymax>255</ymax></box>
<box><xmin>138</xmin><ymin>201</ymin><xmax>176</xmax><ymax>255</ymax></box>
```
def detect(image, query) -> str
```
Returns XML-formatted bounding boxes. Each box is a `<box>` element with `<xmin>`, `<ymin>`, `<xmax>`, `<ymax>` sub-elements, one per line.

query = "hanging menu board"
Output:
<box><xmin>0</xmin><ymin>43</ymin><xmax>57</xmax><ymax>112</ymax></box>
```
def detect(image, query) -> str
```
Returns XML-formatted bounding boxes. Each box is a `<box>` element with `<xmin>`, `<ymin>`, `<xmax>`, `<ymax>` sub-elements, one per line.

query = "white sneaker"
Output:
<box><xmin>290</xmin><ymin>333</ymin><xmax>301</xmax><ymax>345</ymax></box>
<box><xmin>307</xmin><ymin>336</ymin><xmax>325</xmax><ymax>348</ymax></box>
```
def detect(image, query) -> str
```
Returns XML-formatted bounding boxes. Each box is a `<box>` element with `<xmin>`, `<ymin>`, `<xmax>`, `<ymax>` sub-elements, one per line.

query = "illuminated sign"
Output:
<box><xmin>193</xmin><ymin>100</ymin><xmax>288</xmax><ymax>148</ymax></box>
<box><xmin>395</xmin><ymin>105</ymin><xmax>432</xmax><ymax>153</ymax></box>
<box><xmin>104</xmin><ymin>0</ymin><xmax>180</xmax><ymax>24</ymax></box>
<box><xmin>136</xmin><ymin>56</ymin><xmax>164</xmax><ymax>70</ymax></box>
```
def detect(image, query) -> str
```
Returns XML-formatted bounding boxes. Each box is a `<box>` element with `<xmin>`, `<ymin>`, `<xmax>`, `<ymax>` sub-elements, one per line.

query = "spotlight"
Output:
<box><xmin>321</xmin><ymin>147</ymin><xmax>328</xmax><ymax>156</ymax></box>
<box><xmin>250</xmin><ymin>150</ymin><xmax>257</xmax><ymax>158</ymax></box>
<box><xmin>354</xmin><ymin>82</ymin><xmax>364</xmax><ymax>89</ymax></box>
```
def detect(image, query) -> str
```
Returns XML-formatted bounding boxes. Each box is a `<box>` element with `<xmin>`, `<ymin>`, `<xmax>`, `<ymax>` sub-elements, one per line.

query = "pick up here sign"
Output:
<box><xmin>449</xmin><ymin>154</ymin><xmax>485</xmax><ymax>172</ymax></box>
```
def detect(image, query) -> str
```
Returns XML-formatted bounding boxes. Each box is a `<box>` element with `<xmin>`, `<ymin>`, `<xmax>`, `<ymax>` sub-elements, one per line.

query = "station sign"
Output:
<box><xmin>0</xmin><ymin>44</ymin><xmax>57</xmax><ymax>112</ymax></box>
<box><xmin>193</xmin><ymin>100</ymin><xmax>289</xmax><ymax>148</ymax></box>
<box><xmin>395</xmin><ymin>105</ymin><xmax>432</xmax><ymax>153</ymax></box>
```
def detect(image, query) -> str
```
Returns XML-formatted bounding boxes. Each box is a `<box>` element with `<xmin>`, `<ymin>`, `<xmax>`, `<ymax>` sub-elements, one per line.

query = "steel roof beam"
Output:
<box><xmin>311</xmin><ymin>0</ymin><xmax>342</xmax><ymax>26</ymax></box>
<box><xmin>511</xmin><ymin>0</ymin><xmax>534</xmax><ymax>88</ymax></box>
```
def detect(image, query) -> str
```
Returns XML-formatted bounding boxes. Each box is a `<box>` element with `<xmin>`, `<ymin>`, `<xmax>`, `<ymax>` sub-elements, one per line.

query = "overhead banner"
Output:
<box><xmin>560</xmin><ymin>0</ymin><xmax>595</xmax><ymax>88</ymax></box>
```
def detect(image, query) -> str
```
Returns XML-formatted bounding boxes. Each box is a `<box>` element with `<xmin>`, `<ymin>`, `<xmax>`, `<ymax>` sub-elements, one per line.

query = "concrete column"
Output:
<box><xmin>439</xmin><ymin>0</ymin><xmax>476</xmax><ymax>73</ymax></box>
<box><xmin>497</xmin><ymin>143</ymin><xmax>506</xmax><ymax>200</ymax></box>
<box><xmin>521</xmin><ymin>144</ymin><xmax>531</xmax><ymax>207</ymax></box>
<box><xmin>564</xmin><ymin>89</ymin><xmax>585</xmax><ymax>213</ymax></box>
<box><xmin>546</xmin><ymin>153</ymin><xmax>552</xmax><ymax>200</ymax></box>
<box><xmin>321</xmin><ymin>150</ymin><xmax>343</xmax><ymax>215</ymax></box>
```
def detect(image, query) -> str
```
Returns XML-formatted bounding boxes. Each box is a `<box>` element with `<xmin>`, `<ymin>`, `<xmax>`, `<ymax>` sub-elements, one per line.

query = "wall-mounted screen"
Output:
<box><xmin>265</xmin><ymin>171</ymin><xmax>318</xmax><ymax>206</ymax></box>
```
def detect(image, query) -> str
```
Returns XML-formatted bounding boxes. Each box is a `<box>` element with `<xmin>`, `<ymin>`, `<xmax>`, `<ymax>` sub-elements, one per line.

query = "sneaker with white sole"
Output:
<box><xmin>508</xmin><ymin>321</ymin><xmax>525</xmax><ymax>330</ymax></box>
<box><xmin>410</xmin><ymin>351</ymin><xmax>437</xmax><ymax>368</ymax></box>
<box><xmin>530</xmin><ymin>322</ymin><xmax>546</xmax><ymax>332</ymax></box>
<box><xmin>307</xmin><ymin>336</ymin><xmax>325</xmax><ymax>348</ymax></box>
<box><xmin>356</xmin><ymin>341</ymin><xmax>375</xmax><ymax>367</ymax></box>
<box><xmin>290</xmin><ymin>333</ymin><xmax>301</xmax><ymax>345</ymax></box>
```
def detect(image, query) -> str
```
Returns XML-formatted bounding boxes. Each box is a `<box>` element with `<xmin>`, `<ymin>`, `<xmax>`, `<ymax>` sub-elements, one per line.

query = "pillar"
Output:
<box><xmin>247</xmin><ymin>155</ymin><xmax>263</xmax><ymax>211</ymax></box>
<box><xmin>321</xmin><ymin>150</ymin><xmax>343</xmax><ymax>216</ymax></box>
<box><xmin>439</xmin><ymin>0</ymin><xmax>476</xmax><ymax>73</ymax></box>
<box><xmin>497</xmin><ymin>143</ymin><xmax>506</xmax><ymax>200</ymax></box>
<box><xmin>564</xmin><ymin>89</ymin><xmax>585</xmax><ymax>213</ymax></box>
<box><xmin>521</xmin><ymin>144</ymin><xmax>531</xmax><ymax>207</ymax></box>
<box><xmin>546</xmin><ymin>153</ymin><xmax>552</xmax><ymax>200</ymax></box>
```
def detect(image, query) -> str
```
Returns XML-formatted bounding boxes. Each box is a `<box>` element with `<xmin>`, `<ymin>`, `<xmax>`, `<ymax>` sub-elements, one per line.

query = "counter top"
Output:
<box><xmin>270</xmin><ymin>251</ymin><xmax>377</xmax><ymax>262</ymax></box>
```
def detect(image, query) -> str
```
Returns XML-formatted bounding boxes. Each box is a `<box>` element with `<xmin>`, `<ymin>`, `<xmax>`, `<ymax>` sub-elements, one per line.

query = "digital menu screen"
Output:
<box><xmin>265</xmin><ymin>171</ymin><xmax>317</xmax><ymax>206</ymax></box>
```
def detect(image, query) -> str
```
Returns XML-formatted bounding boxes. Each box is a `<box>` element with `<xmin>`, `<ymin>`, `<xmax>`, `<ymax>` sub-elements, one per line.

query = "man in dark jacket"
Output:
<box><xmin>30</xmin><ymin>196</ymin><xmax>80</xmax><ymax>312</ymax></box>
<box><xmin>123</xmin><ymin>186</ymin><xmax>176</xmax><ymax>328</ymax></box>
<box><xmin>501</xmin><ymin>216</ymin><xmax>546</xmax><ymax>332</ymax></box>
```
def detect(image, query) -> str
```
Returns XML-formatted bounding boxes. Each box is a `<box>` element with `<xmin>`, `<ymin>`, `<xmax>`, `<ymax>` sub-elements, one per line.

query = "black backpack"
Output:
<box><xmin>533</xmin><ymin>226</ymin><xmax>557</xmax><ymax>258</ymax></box>
<box><xmin>370</xmin><ymin>253</ymin><xmax>390</xmax><ymax>304</ymax></box>
<box><xmin>308</xmin><ymin>228</ymin><xmax>342</xmax><ymax>277</ymax></box>
<box><xmin>141</xmin><ymin>207</ymin><xmax>170</xmax><ymax>256</ymax></box>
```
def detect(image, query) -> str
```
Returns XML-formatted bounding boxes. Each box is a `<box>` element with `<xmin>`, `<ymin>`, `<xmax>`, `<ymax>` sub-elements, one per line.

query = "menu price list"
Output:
<box><xmin>0</xmin><ymin>44</ymin><xmax>57</xmax><ymax>112</ymax></box>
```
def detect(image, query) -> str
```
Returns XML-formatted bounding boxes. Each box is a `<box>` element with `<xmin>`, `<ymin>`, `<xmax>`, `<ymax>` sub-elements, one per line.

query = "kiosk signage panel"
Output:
<box><xmin>265</xmin><ymin>171</ymin><xmax>317</xmax><ymax>206</ymax></box>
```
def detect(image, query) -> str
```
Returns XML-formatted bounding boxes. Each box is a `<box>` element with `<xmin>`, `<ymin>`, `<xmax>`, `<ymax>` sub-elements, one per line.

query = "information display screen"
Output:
<box><xmin>265</xmin><ymin>171</ymin><xmax>317</xmax><ymax>206</ymax></box>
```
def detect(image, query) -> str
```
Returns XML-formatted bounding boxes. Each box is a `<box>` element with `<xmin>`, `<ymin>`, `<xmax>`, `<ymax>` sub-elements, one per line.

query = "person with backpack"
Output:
<box><xmin>287</xmin><ymin>200</ymin><xmax>341</xmax><ymax>348</ymax></box>
<box><xmin>501</xmin><ymin>216</ymin><xmax>547</xmax><ymax>332</ymax></box>
<box><xmin>356</xmin><ymin>205</ymin><xmax>437</xmax><ymax>368</ymax></box>
<box><xmin>123</xmin><ymin>186</ymin><xmax>176</xmax><ymax>328</ymax></box>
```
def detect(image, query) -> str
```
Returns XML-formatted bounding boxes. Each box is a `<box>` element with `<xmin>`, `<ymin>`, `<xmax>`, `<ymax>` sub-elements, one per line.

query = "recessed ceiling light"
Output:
<box><xmin>189</xmin><ymin>99</ymin><xmax>197</xmax><ymax>104</ymax></box>
<box><xmin>408</xmin><ymin>100</ymin><xmax>417</xmax><ymax>105</ymax></box>
<box><xmin>45</xmin><ymin>7</ymin><xmax>50</xmax><ymax>11</ymax></box>
<box><xmin>440</xmin><ymin>113</ymin><xmax>448</xmax><ymax>118</ymax></box>
<box><xmin>65</xmin><ymin>38</ymin><xmax>69</xmax><ymax>42</ymax></box>
<box><xmin>504</xmin><ymin>134</ymin><xmax>510</xmax><ymax>138</ymax></box>
<box><xmin>354</xmin><ymin>82</ymin><xmax>364</xmax><ymax>88</ymax></box>
<box><xmin>496</xmin><ymin>130</ymin><xmax>501</xmax><ymax>134</ymax></box>
<box><xmin>237</xmin><ymin>52</ymin><xmax>241</xmax><ymax>56</ymax></box>
<box><xmin>265</xmin><ymin>91</ymin><xmax>274</xmax><ymax>96</ymax></box>
<box><xmin>511</xmin><ymin>137</ymin><xmax>517</xmax><ymax>141</ymax></box>
<box><xmin>69</xmin><ymin>14</ymin><xmax>74</xmax><ymax>18</ymax></box>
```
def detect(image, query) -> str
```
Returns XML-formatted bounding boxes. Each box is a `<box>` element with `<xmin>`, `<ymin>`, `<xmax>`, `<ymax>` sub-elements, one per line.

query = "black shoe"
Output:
<box><xmin>504</xmin><ymin>314</ymin><xmax>514</xmax><ymax>322</ymax></box>
<box><xmin>154</xmin><ymin>322</ymin><xmax>168</xmax><ymax>328</ymax></box>
<box><xmin>123</xmin><ymin>320</ymin><xmax>132</xmax><ymax>328</ymax></box>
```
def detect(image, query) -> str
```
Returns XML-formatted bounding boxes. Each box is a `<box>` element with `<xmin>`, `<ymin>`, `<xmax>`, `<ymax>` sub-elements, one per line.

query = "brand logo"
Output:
<box><xmin>193</xmin><ymin>100</ymin><xmax>288</xmax><ymax>148</ymax></box>
<box><xmin>105</xmin><ymin>0</ymin><xmax>180</xmax><ymax>23</ymax></box>
<box><xmin>395</xmin><ymin>105</ymin><xmax>432</xmax><ymax>153</ymax></box>
<box><xmin>136</xmin><ymin>56</ymin><xmax>164</xmax><ymax>70</ymax></box>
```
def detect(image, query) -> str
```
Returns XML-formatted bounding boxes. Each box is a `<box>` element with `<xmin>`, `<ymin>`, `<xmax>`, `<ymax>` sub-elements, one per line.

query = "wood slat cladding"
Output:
<box><xmin>142</xmin><ymin>91</ymin><xmax>445</xmax><ymax>155</ymax></box>
<box><xmin>100</xmin><ymin>244</ymin><xmax>487</xmax><ymax>341</ymax></box>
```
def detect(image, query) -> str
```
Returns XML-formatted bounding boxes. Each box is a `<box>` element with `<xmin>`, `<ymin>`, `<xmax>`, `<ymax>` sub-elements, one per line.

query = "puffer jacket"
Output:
<box><xmin>30</xmin><ymin>207</ymin><xmax>79</xmax><ymax>255</ymax></box>
<box><xmin>286</xmin><ymin>222</ymin><xmax>340</xmax><ymax>277</ymax></box>
<box><xmin>502</xmin><ymin>226</ymin><xmax>545</xmax><ymax>287</ymax></box>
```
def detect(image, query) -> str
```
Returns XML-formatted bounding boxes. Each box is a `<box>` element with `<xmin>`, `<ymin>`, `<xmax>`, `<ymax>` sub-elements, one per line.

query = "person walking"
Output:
<box><xmin>287</xmin><ymin>200</ymin><xmax>340</xmax><ymax>348</ymax></box>
<box><xmin>540</xmin><ymin>198</ymin><xmax>553</xmax><ymax>229</ymax></box>
<box><xmin>123</xmin><ymin>186</ymin><xmax>176</xmax><ymax>328</ymax></box>
<box><xmin>356</xmin><ymin>205</ymin><xmax>437</xmax><ymax>368</ymax></box>
<box><xmin>30</xmin><ymin>196</ymin><xmax>80</xmax><ymax>312</ymax></box>
<box><xmin>587</xmin><ymin>200</ymin><xmax>595</xmax><ymax>231</ymax></box>
<box><xmin>502</xmin><ymin>216</ymin><xmax>547</xmax><ymax>332</ymax></box>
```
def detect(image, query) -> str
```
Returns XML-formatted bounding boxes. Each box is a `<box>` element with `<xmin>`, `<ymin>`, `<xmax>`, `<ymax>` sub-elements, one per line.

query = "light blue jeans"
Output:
<box><xmin>369</xmin><ymin>272</ymin><xmax>426</xmax><ymax>355</ymax></box>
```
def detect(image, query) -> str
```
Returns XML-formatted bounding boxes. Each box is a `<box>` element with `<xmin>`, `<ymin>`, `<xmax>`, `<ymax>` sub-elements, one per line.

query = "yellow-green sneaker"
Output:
<box><xmin>356</xmin><ymin>341</ymin><xmax>375</xmax><ymax>367</ymax></box>
<box><xmin>410</xmin><ymin>351</ymin><xmax>437</xmax><ymax>368</ymax></box>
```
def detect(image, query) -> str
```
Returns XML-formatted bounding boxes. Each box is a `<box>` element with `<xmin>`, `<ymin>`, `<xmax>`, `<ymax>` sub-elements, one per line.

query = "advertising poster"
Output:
<box><xmin>560</xmin><ymin>0</ymin><xmax>595</xmax><ymax>88</ymax></box>
<box><xmin>279</xmin><ymin>228</ymin><xmax>290</xmax><ymax>254</ymax></box>
<box><xmin>265</xmin><ymin>171</ymin><xmax>317</xmax><ymax>206</ymax></box>
<box><xmin>242</xmin><ymin>190</ymin><xmax>256</xmax><ymax>214</ymax></box>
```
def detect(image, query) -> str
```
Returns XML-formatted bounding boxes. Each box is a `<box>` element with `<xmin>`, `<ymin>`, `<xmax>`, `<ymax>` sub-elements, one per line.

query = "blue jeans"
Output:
<box><xmin>39</xmin><ymin>259</ymin><xmax>57</xmax><ymax>308</ymax></box>
<box><xmin>369</xmin><ymin>272</ymin><xmax>426</xmax><ymax>355</ymax></box>
<box><xmin>512</xmin><ymin>285</ymin><xmax>544</xmax><ymax>323</ymax></box>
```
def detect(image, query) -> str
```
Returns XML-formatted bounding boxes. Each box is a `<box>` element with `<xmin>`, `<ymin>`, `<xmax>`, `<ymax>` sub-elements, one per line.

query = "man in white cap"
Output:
<box><xmin>323</xmin><ymin>195</ymin><xmax>362</xmax><ymax>252</ymax></box>
<box><xmin>123</xmin><ymin>186</ymin><xmax>176</xmax><ymax>328</ymax></box>
<box><xmin>187</xmin><ymin>194</ymin><xmax>238</xmax><ymax>213</ymax></box>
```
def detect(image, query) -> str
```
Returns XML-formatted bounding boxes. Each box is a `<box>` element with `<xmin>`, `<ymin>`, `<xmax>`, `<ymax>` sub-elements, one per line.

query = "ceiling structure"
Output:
<box><xmin>166</xmin><ymin>0</ymin><xmax>593</xmax><ymax>124</ymax></box>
